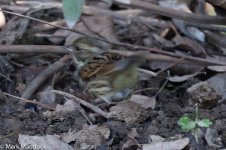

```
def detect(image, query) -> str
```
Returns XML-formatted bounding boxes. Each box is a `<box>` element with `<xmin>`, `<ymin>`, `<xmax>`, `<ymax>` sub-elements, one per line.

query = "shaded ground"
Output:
<box><xmin>1</xmin><ymin>76</ymin><xmax>226</xmax><ymax>149</ymax></box>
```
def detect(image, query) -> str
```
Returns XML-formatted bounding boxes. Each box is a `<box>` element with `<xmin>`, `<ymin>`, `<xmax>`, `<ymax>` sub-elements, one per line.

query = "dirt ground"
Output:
<box><xmin>1</xmin><ymin>75</ymin><xmax>226</xmax><ymax>149</ymax></box>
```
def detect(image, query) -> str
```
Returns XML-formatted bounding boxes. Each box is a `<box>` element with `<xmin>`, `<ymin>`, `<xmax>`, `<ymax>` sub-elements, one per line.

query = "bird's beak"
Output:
<box><xmin>63</xmin><ymin>45</ymin><xmax>74</xmax><ymax>52</ymax></box>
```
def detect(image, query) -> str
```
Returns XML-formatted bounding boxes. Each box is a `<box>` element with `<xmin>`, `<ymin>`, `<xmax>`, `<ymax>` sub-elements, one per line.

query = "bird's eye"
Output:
<box><xmin>75</xmin><ymin>45</ymin><xmax>81</xmax><ymax>51</ymax></box>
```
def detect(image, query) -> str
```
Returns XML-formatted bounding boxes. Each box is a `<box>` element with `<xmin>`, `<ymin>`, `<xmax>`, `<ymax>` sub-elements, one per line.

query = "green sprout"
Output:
<box><xmin>178</xmin><ymin>104</ymin><xmax>212</xmax><ymax>143</ymax></box>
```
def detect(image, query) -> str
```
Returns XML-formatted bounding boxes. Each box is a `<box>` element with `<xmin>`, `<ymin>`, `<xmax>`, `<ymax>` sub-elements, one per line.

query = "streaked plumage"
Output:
<box><xmin>64</xmin><ymin>37</ymin><xmax>144</xmax><ymax>104</ymax></box>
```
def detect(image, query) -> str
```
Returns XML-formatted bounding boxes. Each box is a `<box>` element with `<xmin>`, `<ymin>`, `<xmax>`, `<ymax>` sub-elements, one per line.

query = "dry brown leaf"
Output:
<box><xmin>61</xmin><ymin>129</ymin><xmax>78</xmax><ymax>144</ymax></box>
<box><xmin>129</xmin><ymin>94</ymin><xmax>156</xmax><ymax>109</ymax></box>
<box><xmin>109</xmin><ymin>101</ymin><xmax>149</xmax><ymax>123</ymax></box>
<box><xmin>0</xmin><ymin>17</ymin><xmax>29</xmax><ymax>44</ymax></box>
<box><xmin>43</xmin><ymin>99</ymin><xmax>79</xmax><ymax>120</ymax></box>
<box><xmin>205</xmin><ymin>128</ymin><xmax>223</xmax><ymax>148</ymax></box>
<box><xmin>173</xmin><ymin>36</ymin><xmax>207</xmax><ymax>57</ymax></box>
<box><xmin>207</xmin><ymin>73</ymin><xmax>226</xmax><ymax>99</ymax></box>
<box><xmin>142</xmin><ymin>138</ymin><xmax>189</xmax><ymax>150</ymax></box>
<box><xmin>207</xmin><ymin>0</ymin><xmax>226</xmax><ymax>9</ymax></box>
<box><xmin>61</xmin><ymin>125</ymin><xmax>110</xmax><ymax>149</ymax></box>
<box><xmin>207</xmin><ymin>65</ymin><xmax>226</xmax><ymax>72</ymax></box>
<box><xmin>18</xmin><ymin>134</ymin><xmax>74</xmax><ymax>150</ymax></box>
<box><xmin>205</xmin><ymin>2</ymin><xmax>217</xmax><ymax>16</ymax></box>
<box><xmin>65</xmin><ymin>22</ymin><xmax>92</xmax><ymax>45</ymax></box>
<box><xmin>55</xmin><ymin>99</ymin><xmax>79</xmax><ymax>113</ymax></box>
<box><xmin>149</xmin><ymin>135</ymin><xmax>165</xmax><ymax>143</ymax></box>
<box><xmin>168</xmin><ymin>72</ymin><xmax>200</xmax><ymax>82</ymax></box>
<box><xmin>73</xmin><ymin>125</ymin><xmax>110</xmax><ymax>150</ymax></box>
<box><xmin>82</xmin><ymin>15</ymin><xmax>118</xmax><ymax>41</ymax></box>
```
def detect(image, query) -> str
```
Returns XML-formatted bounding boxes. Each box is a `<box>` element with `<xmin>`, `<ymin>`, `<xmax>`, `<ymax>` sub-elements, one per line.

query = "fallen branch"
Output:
<box><xmin>0</xmin><ymin>45</ymin><xmax>69</xmax><ymax>54</ymax></box>
<box><xmin>21</xmin><ymin>55</ymin><xmax>70</xmax><ymax>100</ymax></box>
<box><xmin>0</xmin><ymin>45</ymin><xmax>226</xmax><ymax>66</ymax></box>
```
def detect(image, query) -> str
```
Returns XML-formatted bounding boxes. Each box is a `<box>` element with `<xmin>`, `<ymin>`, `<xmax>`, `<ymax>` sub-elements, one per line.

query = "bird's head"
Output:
<box><xmin>64</xmin><ymin>37</ymin><xmax>106</xmax><ymax>67</ymax></box>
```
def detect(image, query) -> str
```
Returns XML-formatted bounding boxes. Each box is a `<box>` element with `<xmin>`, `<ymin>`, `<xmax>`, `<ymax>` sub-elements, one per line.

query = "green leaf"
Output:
<box><xmin>62</xmin><ymin>0</ymin><xmax>84</xmax><ymax>28</ymax></box>
<box><xmin>196</xmin><ymin>119</ymin><xmax>212</xmax><ymax>128</ymax></box>
<box><xmin>178</xmin><ymin>116</ymin><xmax>196</xmax><ymax>131</ymax></box>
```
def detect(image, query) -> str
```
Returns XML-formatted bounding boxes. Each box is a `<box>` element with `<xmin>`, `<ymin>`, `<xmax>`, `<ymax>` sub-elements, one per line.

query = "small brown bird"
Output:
<box><xmin>65</xmin><ymin>37</ymin><xmax>144</xmax><ymax>104</ymax></box>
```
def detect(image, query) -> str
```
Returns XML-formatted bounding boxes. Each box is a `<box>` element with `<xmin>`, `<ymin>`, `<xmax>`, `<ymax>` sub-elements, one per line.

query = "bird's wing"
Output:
<box><xmin>78</xmin><ymin>52</ymin><xmax>121</xmax><ymax>81</ymax></box>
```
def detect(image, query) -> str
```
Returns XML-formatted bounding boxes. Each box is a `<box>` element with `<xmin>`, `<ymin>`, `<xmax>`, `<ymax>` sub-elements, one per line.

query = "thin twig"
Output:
<box><xmin>1</xmin><ymin>9</ymin><xmax>226</xmax><ymax>67</ymax></box>
<box><xmin>109</xmin><ymin>50</ymin><xmax>226</xmax><ymax>66</ymax></box>
<box><xmin>156</xmin><ymin>55</ymin><xmax>187</xmax><ymax>75</ymax></box>
<box><xmin>135</xmin><ymin>87</ymin><xmax>158</xmax><ymax>93</ymax></box>
<box><xmin>2</xmin><ymin>8</ymin><xmax>226</xmax><ymax>67</ymax></box>
<box><xmin>0</xmin><ymin>131</ymin><xmax>18</xmax><ymax>140</ymax></box>
<box><xmin>3</xmin><ymin>92</ymin><xmax>55</xmax><ymax>111</ymax></box>
<box><xmin>0</xmin><ymin>9</ymin><xmax>105</xmax><ymax>43</ymax></box>
<box><xmin>151</xmin><ymin>71</ymin><xmax>170</xmax><ymax>99</ymax></box>
<box><xmin>52</xmin><ymin>90</ymin><xmax>110</xmax><ymax>119</ymax></box>
<box><xmin>64</xmin><ymin>97</ymin><xmax>93</xmax><ymax>125</ymax></box>
<box><xmin>0</xmin><ymin>9</ymin><xmax>210</xmax><ymax>57</ymax></box>
<box><xmin>155</xmin><ymin>72</ymin><xmax>169</xmax><ymax>97</ymax></box>
<box><xmin>83</xmin><ymin>5</ymin><xmax>170</xmax><ymax>28</ymax></box>
<box><xmin>187</xmin><ymin>22</ymin><xmax>226</xmax><ymax>32</ymax></box>
<box><xmin>0</xmin><ymin>73</ymin><xmax>11</xmax><ymax>81</ymax></box>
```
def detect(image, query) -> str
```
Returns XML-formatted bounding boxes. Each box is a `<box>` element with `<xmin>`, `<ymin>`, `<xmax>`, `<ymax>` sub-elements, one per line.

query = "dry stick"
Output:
<box><xmin>52</xmin><ymin>90</ymin><xmax>110</xmax><ymax>119</ymax></box>
<box><xmin>21</xmin><ymin>55</ymin><xmax>70</xmax><ymax>100</ymax></box>
<box><xmin>0</xmin><ymin>45</ymin><xmax>69</xmax><ymax>54</ymax></box>
<box><xmin>153</xmin><ymin>71</ymin><xmax>169</xmax><ymax>97</ymax></box>
<box><xmin>1</xmin><ymin>4</ymin><xmax>30</xmax><ymax>13</ymax></box>
<box><xmin>83</xmin><ymin>6</ymin><xmax>170</xmax><ymax>28</ymax></box>
<box><xmin>114</xmin><ymin>0</ymin><xmax>226</xmax><ymax>25</ymax></box>
<box><xmin>84</xmin><ymin>5</ymin><xmax>226</xmax><ymax>32</ymax></box>
<box><xmin>34</xmin><ymin>33</ymin><xmax>66</xmax><ymax>38</ymax></box>
<box><xmin>4</xmin><ymin>2</ymin><xmax>225</xmax><ymax>31</ymax></box>
<box><xmin>156</xmin><ymin>53</ymin><xmax>188</xmax><ymax>75</ymax></box>
<box><xmin>135</xmin><ymin>87</ymin><xmax>158</xmax><ymax>93</ymax></box>
<box><xmin>3</xmin><ymin>92</ymin><xmax>55</xmax><ymax>110</ymax></box>
<box><xmin>0</xmin><ymin>9</ymin><xmax>210</xmax><ymax>58</ymax></box>
<box><xmin>0</xmin><ymin>44</ymin><xmax>225</xmax><ymax>66</ymax></box>
<box><xmin>1</xmin><ymin>9</ymin><xmax>226</xmax><ymax>66</ymax></box>
<box><xmin>109</xmin><ymin>50</ymin><xmax>226</xmax><ymax>66</ymax></box>
<box><xmin>0</xmin><ymin>9</ymin><xmax>105</xmax><ymax>43</ymax></box>
<box><xmin>187</xmin><ymin>22</ymin><xmax>226</xmax><ymax>32</ymax></box>
<box><xmin>0</xmin><ymin>73</ymin><xmax>11</xmax><ymax>81</ymax></box>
